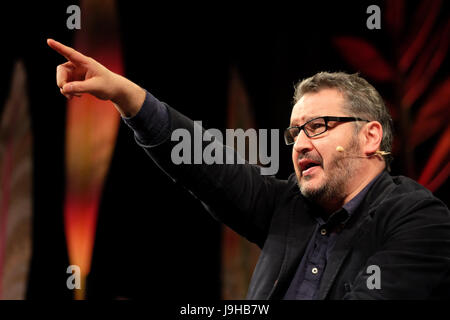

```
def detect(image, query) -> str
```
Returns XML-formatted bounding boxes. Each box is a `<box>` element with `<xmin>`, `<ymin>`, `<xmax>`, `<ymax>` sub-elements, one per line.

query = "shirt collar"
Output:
<box><xmin>314</xmin><ymin>171</ymin><xmax>384</xmax><ymax>229</ymax></box>
<box><xmin>342</xmin><ymin>171</ymin><xmax>383</xmax><ymax>217</ymax></box>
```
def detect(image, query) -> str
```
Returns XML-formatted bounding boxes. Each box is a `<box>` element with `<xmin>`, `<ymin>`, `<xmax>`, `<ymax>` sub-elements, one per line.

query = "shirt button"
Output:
<box><xmin>312</xmin><ymin>267</ymin><xmax>318</xmax><ymax>274</ymax></box>
<box><xmin>320</xmin><ymin>229</ymin><xmax>327</xmax><ymax>235</ymax></box>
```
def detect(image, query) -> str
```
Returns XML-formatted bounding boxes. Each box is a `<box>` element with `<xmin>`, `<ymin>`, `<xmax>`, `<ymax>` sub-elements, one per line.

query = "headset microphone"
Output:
<box><xmin>374</xmin><ymin>150</ymin><xmax>391</xmax><ymax>156</ymax></box>
<box><xmin>336</xmin><ymin>146</ymin><xmax>391</xmax><ymax>157</ymax></box>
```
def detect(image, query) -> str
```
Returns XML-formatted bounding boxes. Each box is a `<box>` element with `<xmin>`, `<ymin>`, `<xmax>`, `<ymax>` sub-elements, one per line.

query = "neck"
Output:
<box><xmin>343</xmin><ymin>168</ymin><xmax>382</xmax><ymax>204</ymax></box>
<box><xmin>320</xmin><ymin>163</ymin><xmax>384</xmax><ymax>216</ymax></box>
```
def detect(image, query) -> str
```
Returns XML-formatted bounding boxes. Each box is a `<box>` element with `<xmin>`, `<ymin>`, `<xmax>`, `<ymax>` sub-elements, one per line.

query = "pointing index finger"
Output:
<box><xmin>47</xmin><ymin>39</ymin><xmax>89</xmax><ymax>65</ymax></box>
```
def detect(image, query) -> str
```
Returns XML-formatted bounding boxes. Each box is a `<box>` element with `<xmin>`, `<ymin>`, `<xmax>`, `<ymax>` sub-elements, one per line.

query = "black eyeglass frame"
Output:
<box><xmin>284</xmin><ymin>116</ymin><xmax>369</xmax><ymax>145</ymax></box>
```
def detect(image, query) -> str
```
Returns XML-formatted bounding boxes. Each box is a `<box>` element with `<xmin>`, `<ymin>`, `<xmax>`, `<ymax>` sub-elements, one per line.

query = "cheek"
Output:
<box><xmin>316</xmin><ymin>146</ymin><xmax>336</xmax><ymax>172</ymax></box>
<box><xmin>292</xmin><ymin>151</ymin><xmax>299</xmax><ymax>172</ymax></box>
<box><xmin>321</xmin><ymin>152</ymin><xmax>334</xmax><ymax>170</ymax></box>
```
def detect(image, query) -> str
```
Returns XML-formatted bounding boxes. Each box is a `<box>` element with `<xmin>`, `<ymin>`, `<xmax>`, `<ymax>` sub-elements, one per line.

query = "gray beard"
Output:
<box><xmin>298</xmin><ymin>139</ymin><xmax>360</xmax><ymax>204</ymax></box>
<box><xmin>298</xmin><ymin>164</ymin><xmax>349</xmax><ymax>204</ymax></box>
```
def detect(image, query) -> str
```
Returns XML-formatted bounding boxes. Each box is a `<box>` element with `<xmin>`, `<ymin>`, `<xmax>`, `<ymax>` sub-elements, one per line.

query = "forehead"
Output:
<box><xmin>290</xmin><ymin>88</ymin><xmax>346</xmax><ymax>125</ymax></box>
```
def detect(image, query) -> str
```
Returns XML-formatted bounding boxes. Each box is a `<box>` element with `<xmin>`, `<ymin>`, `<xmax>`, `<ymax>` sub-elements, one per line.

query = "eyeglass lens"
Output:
<box><xmin>285</xmin><ymin>118</ymin><xmax>327</xmax><ymax>144</ymax></box>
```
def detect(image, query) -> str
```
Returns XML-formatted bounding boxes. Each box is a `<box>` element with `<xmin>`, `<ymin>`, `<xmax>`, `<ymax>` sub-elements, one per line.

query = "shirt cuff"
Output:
<box><xmin>121</xmin><ymin>90</ymin><xmax>170</xmax><ymax>146</ymax></box>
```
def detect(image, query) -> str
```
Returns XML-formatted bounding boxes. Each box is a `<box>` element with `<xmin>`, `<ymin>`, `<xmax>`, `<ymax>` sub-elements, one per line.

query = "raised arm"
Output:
<box><xmin>48</xmin><ymin>39</ymin><xmax>286</xmax><ymax>247</ymax></box>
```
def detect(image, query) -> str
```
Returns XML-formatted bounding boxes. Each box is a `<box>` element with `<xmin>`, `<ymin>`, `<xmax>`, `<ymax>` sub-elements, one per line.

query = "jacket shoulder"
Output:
<box><xmin>369</xmin><ymin>173</ymin><xmax>450</xmax><ymax>226</ymax></box>
<box><xmin>387</xmin><ymin>175</ymin><xmax>446</xmax><ymax>207</ymax></box>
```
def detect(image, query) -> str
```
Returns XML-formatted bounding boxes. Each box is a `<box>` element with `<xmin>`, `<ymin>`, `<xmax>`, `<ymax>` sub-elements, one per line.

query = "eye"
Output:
<box><xmin>290</xmin><ymin>128</ymin><xmax>300</xmax><ymax>140</ymax></box>
<box><xmin>307</xmin><ymin>122</ymin><xmax>325</xmax><ymax>132</ymax></box>
<box><xmin>311</xmin><ymin>123</ymin><xmax>325</xmax><ymax>129</ymax></box>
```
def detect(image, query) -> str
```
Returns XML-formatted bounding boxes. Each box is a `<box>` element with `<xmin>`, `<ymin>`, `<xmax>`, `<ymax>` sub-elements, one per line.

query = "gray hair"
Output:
<box><xmin>293</xmin><ymin>71</ymin><xmax>393</xmax><ymax>169</ymax></box>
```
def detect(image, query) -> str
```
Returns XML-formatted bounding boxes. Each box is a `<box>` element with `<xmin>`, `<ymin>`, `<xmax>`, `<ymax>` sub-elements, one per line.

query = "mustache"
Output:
<box><xmin>297</xmin><ymin>153</ymin><xmax>323</xmax><ymax>165</ymax></box>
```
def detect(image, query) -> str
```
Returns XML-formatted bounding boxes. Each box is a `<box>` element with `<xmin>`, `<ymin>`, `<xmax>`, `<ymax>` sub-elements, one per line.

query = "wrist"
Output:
<box><xmin>111</xmin><ymin>75</ymin><xmax>146</xmax><ymax>117</ymax></box>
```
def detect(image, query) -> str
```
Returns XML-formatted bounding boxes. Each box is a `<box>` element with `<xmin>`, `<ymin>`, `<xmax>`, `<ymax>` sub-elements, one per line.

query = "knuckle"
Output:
<box><xmin>85</xmin><ymin>57</ymin><xmax>95</xmax><ymax>65</ymax></box>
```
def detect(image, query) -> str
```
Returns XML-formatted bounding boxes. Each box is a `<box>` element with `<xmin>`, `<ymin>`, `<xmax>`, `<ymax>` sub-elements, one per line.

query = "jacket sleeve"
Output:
<box><xmin>125</xmin><ymin>96</ymin><xmax>285</xmax><ymax>247</ymax></box>
<box><xmin>344</xmin><ymin>193</ymin><xmax>450</xmax><ymax>299</ymax></box>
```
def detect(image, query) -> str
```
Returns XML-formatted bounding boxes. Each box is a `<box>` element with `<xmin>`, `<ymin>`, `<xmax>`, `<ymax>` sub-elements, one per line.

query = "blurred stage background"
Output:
<box><xmin>0</xmin><ymin>0</ymin><xmax>448</xmax><ymax>299</ymax></box>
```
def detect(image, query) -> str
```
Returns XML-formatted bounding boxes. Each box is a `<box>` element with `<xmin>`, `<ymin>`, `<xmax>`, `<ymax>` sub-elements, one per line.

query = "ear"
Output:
<box><xmin>360</xmin><ymin>121</ymin><xmax>383</xmax><ymax>155</ymax></box>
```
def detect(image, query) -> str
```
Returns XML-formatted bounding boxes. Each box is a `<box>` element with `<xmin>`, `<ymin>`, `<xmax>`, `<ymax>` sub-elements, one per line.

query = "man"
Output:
<box><xmin>47</xmin><ymin>39</ymin><xmax>450</xmax><ymax>299</ymax></box>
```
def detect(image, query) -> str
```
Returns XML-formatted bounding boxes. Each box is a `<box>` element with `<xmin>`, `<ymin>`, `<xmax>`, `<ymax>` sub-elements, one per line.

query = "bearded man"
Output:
<box><xmin>48</xmin><ymin>39</ymin><xmax>450</xmax><ymax>299</ymax></box>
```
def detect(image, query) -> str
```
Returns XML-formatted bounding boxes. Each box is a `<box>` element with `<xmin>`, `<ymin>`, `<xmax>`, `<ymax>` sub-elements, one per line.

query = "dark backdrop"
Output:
<box><xmin>0</xmin><ymin>0</ymin><xmax>447</xmax><ymax>299</ymax></box>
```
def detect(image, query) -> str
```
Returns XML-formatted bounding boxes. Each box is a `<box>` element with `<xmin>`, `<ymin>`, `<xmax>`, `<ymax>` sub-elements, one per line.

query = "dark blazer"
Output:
<box><xmin>140</xmin><ymin>105</ymin><xmax>450</xmax><ymax>299</ymax></box>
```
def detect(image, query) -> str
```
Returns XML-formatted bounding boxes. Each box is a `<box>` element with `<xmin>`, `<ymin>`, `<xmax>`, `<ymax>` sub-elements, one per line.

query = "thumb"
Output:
<box><xmin>62</xmin><ymin>78</ymin><xmax>98</xmax><ymax>95</ymax></box>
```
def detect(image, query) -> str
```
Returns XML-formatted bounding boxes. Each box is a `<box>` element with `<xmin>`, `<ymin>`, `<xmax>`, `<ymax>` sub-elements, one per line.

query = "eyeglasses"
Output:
<box><xmin>284</xmin><ymin>116</ymin><xmax>369</xmax><ymax>145</ymax></box>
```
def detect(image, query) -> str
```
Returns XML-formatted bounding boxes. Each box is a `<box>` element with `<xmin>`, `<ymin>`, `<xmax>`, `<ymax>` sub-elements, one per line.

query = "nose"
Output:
<box><xmin>293</xmin><ymin>129</ymin><xmax>314</xmax><ymax>155</ymax></box>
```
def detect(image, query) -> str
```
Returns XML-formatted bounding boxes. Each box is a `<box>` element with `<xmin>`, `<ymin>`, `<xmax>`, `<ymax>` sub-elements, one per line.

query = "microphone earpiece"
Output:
<box><xmin>336</xmin><ymin>146</ymin><xmax>390</xmax><ymax>158</ymax></box>
<box><xmin>375</xmin><ymin>150</ymin><xmax>391</xmax><ymax>156</ymax></box>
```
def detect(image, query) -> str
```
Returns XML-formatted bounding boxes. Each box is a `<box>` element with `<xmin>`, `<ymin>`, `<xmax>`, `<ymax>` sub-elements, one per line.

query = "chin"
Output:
<box><xmin>298</xmin><ymin>175</ymin><xmax>325</xmax><ymax>197</ymax></box>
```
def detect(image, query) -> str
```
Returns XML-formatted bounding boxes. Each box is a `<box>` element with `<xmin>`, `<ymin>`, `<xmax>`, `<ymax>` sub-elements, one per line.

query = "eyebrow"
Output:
<box><xmin>290</xmin><ymin>116</ymin><xmax>318</xmax><ymax>127</ymax></box>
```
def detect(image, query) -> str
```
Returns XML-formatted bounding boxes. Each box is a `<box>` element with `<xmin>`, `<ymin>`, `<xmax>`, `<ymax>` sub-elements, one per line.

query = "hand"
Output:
<box><xmin>47</xmin><ymin>39</ymin><xmax>146</xmax><ymax>117</ymax></box>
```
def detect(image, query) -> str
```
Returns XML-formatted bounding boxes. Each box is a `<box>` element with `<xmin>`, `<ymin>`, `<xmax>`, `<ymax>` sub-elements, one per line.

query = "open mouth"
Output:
<box><xmin>298</xmin><ymin>159</ymin><xmax>322</xmax><ymax>176</ymax></box>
